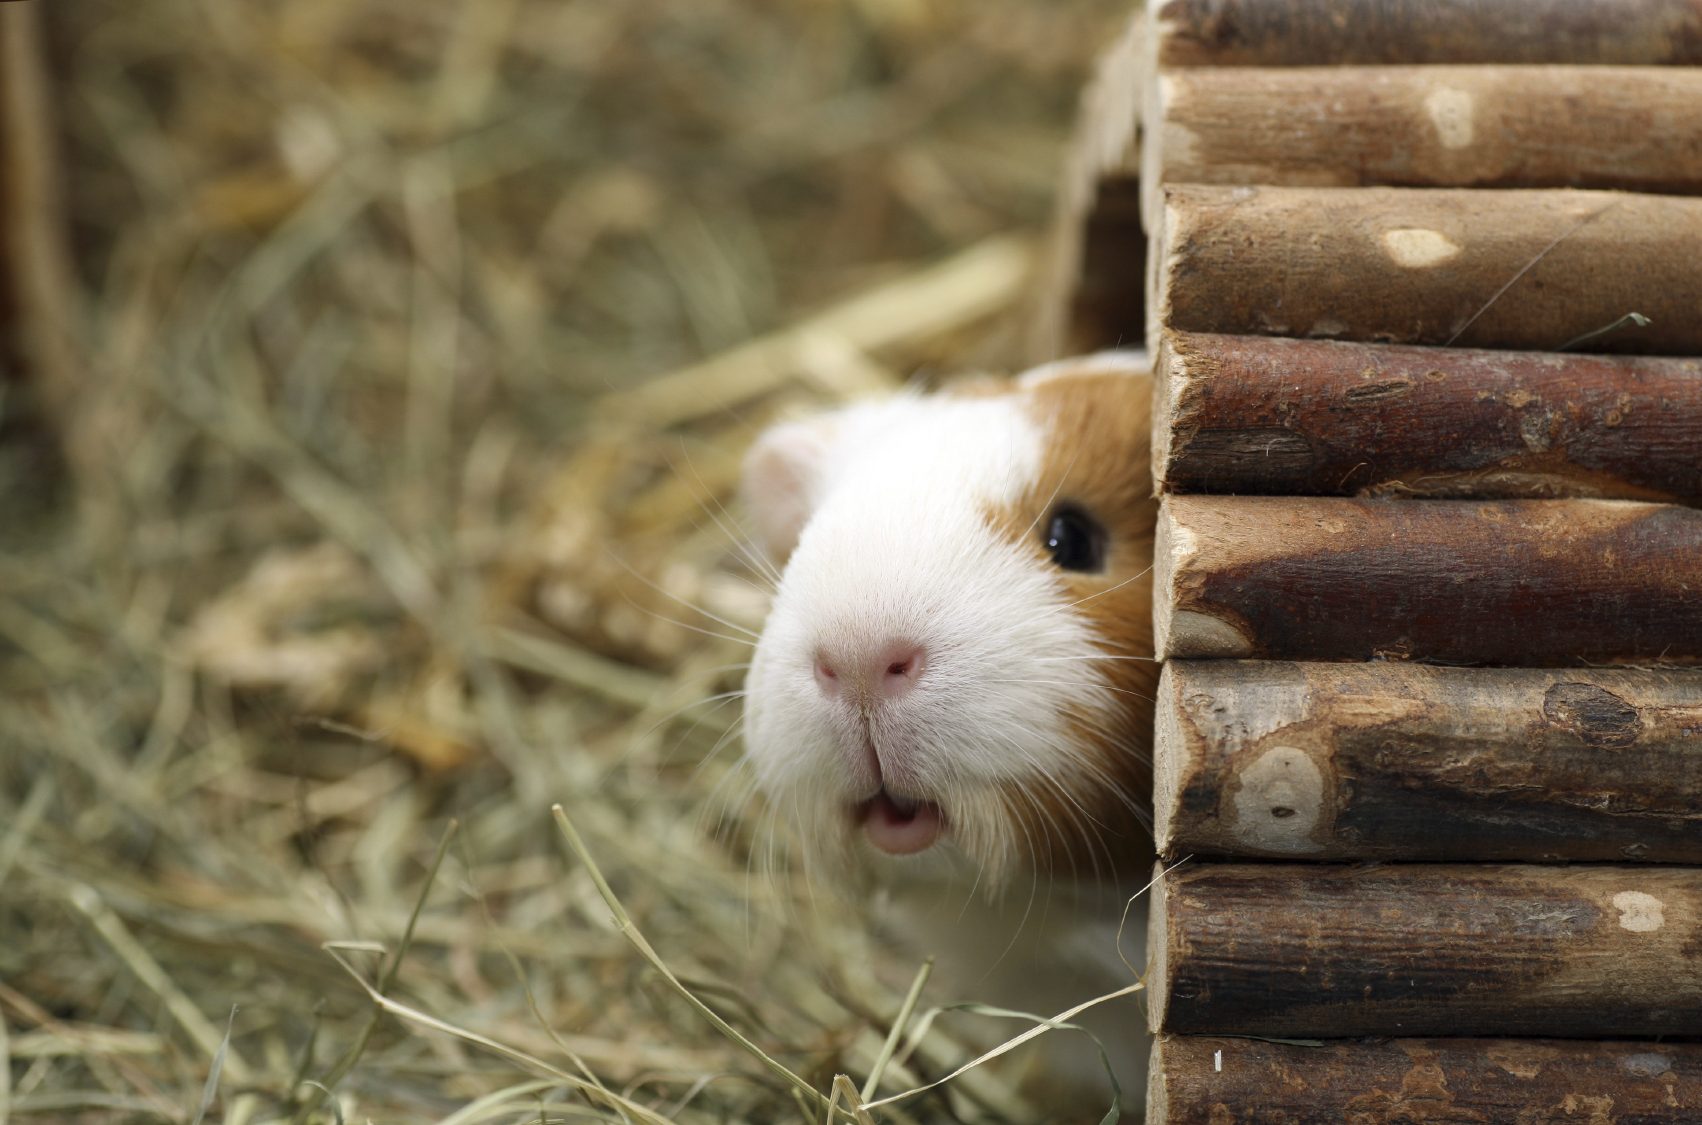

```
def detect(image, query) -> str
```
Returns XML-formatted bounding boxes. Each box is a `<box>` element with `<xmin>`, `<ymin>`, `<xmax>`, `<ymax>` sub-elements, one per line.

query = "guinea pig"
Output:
<box><xmin>739</xmin><ymin>352</ymin><xmax>1159</xmax><ymax>1112</ymax></box>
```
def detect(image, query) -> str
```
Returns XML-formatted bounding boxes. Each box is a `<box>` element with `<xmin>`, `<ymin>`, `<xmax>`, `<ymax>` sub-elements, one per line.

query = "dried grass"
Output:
<box><xmin>1</xmin><ymin>1</ymin><xmax>1129</xmax><ymax>1120</ymax></box>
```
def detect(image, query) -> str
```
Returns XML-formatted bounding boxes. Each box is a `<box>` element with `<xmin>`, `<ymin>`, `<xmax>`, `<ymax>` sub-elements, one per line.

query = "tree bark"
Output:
<box><xmin>1153</xmin><ymin>332</ymin><xmax>1702</xmax><ymax>503</ymax></box>
<box><xmin>1152</xmin><ymin>0</ymin><xmax>1702</xmax><ymax>67</ymax></box>
<box><xmin>1152</xmin><ymin>186</ymin><xmax>1702</xmax><ymax>354</ymax></box>
<box><xmin>1148</xmin><ymin>863</ymin><xmax>1702</xmax><ymax>1038</ymax></box>
<box><xmin>1153</xmin><ymin>496</ymin><xmax>1702</xmax><ymax>665</ymax></box>
<box><xmin>1153</xmin><ymin>661</ymin><xmax>1702</xmax><ymax>862</ymax></box>
<box><xmin>1145</xmin><ymin>66</ymin><xmax>1702</xmax><ymax>226</ymax></box>
<box><xmin>1149</xmin><ymin>1035</ymin><xmax>1702</xmax><ymax>1124</ymax></box>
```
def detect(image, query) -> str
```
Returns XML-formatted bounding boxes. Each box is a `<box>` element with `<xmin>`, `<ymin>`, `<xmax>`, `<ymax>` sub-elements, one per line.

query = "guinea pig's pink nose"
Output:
<box><xmin>814</xmin><ymin>642</ymin><xmax>925</xmax><ymax>701</ymax></box>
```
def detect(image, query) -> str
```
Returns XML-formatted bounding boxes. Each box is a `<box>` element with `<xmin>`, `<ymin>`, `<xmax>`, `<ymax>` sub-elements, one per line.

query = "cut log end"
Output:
<box><xmin>1146</xmin><ymin>193</ymin><xmax>1178</xmax><ymax>356</ymax></box>
<box><xmin>1151</xmin><ymin>502</ymin><xmax>1176</xmax><ymax>658</ymax></box>
<box><xmin>1144</xmin><ymin>1036</ymin><xmax>1169</xmax><ymax>1125</ymax></box>
<box><xmin>1138</xmin><ymin>73</ymin><xmax>1175</xmax><ymax>234</ymax></box>
<box><xmin>1151</xmin><ymin>663</ymin><xmax>1182</xmax><ymax>854</ymax></box>
<box><xmin>1155</xmin><ymin>499</ymin><xmax>1257</xmax><ymax>660</ymax></box>
<box><xmin>1165</xmin><ymin>609</ymin><xmax>1253</xmax><ymax>659</ymax></box>
<box><xmin>1149</xmin><ymin>334</ymin><xmax>1177</xmax><ymax>492</ymax></box>
<box><xmin>1146</xmin><ymin>860</ymin><xmax>1170</xmax><ymax>1034</ymax></box>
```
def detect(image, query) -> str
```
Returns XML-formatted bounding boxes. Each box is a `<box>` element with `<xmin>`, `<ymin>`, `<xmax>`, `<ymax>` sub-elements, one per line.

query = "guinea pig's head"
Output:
<box><xmin>740</xmin><ymin>355</ymin><xmax>1158</xmax><ymax>887</ymax></box>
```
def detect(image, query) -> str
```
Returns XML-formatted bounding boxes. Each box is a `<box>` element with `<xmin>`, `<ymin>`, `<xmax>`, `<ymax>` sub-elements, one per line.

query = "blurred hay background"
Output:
<box><xmin>1</xmin><ymin>0</ymin><xmax>1128</xmax><ymax>1120</ymax></box>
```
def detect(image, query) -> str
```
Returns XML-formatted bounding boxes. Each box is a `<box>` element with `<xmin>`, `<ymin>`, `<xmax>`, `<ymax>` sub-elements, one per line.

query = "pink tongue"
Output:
<box><xmin>862</xmin><ymin>793</ymin><xmax>943</xmax><ymax>855</ymax></box>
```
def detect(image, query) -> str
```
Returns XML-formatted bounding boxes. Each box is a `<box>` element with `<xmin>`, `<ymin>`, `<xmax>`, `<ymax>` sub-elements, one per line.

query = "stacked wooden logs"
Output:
<box><xmin>1050</xmin><ymin>1</ymin><xmax>1702</xmax><ymax>1119</ymax></box>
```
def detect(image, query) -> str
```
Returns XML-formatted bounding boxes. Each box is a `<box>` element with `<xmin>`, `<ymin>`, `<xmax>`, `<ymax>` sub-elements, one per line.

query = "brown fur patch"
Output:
<box><xmin>986</xmin><ymin>365</ymin><xmax>1160</xmax><ymax>878</ymax></box>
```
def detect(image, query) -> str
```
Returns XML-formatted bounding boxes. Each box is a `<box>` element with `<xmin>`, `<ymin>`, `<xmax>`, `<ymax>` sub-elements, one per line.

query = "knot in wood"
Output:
<box><xmin>1542</xmin><ymin>681</ymin><xmax>1644</xmax><ymax>748</ymax></box>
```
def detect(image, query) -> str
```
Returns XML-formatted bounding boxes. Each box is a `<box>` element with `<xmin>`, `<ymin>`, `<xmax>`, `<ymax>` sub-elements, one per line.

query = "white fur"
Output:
<box><xmin>742</xmin><ymin>386</ymin><xmax>1151</xmax><ymax>1115</ymax></box>
<box><xmin>744</xmin><ymin>392</ymin><xmax>1116</xmax><ymax>878</ymax></box>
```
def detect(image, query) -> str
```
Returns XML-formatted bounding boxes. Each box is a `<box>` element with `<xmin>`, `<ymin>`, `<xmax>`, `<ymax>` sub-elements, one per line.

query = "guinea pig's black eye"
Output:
<box><xmin>1043</xmin><ymin>505</ymin><xmax>1106</xmax><ymax>572</ymax></box>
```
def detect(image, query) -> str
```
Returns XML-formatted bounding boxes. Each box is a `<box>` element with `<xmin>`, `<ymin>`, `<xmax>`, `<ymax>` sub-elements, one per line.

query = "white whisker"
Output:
<box><xmin>605</xmin><ymin>548</ymin><xmax>763</xmax><ymax>640</ymax></box>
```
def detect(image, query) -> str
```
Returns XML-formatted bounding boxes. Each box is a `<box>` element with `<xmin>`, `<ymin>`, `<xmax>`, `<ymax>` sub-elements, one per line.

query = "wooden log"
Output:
<box><xmin>1041</xmin><ymin>7</ymin><xmax>1702</xmax><ymax>357</ymax></box>
<box><xmin>1153</xmin><ymin>496</ymin><xmax>1702</xmax><ymax>665</ymax></box>
<box><xmin>1153</xmin><ymin>333</ymin><xmax>1702</xmax><ymax>503</ymax></box>
<box><xmin>1152</xmin><ymin>0</ymin><xmax>1702</xmax><ymax>68</ymax></box>
<box><xmin>1154</xmin><ymin>661</ymin><xmax>1702</xmax><ymax>862</ymax></box>
<box><xmin>1149</xmin><ymin>1035</ymin><xmax>1702</xmax><ymax>1124</ymax></box>
<box><xmin>1151</xmin><ymin>186</ymin><xmax>1702</xmax><ymax>354</ymax></box>
<box><xmin>1144</xmin><ymin>66</ymin><xmax>1702</xmax><ymax>225</ymax></box>
<box><xmin>1147</xmin><ymin>863</ymin><xmax>1702</xmax><ymax>1038</ymax></box>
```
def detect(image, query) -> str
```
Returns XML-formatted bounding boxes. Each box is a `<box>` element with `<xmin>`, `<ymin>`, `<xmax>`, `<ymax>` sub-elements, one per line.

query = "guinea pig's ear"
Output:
<box><xmin>741</xmin><ymin>415</ymin><xmax>839</xmax><ymax>566</ymax></box>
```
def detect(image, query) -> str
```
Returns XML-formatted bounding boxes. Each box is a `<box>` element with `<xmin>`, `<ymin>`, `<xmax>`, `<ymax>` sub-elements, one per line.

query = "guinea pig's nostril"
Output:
<box><xmin>878</xmin><ymin>643</ymin><xmax>925</xmax><ymax>697</ymax></box>
<box><xmin>814</xmin><ymin>644</ymin><xmax>923</xmax><ymax>699</ymax></box>
<box><xmin>813</xmin><ymin>657</ymin><xmax>840</xmax><ymax>695</ymax></box>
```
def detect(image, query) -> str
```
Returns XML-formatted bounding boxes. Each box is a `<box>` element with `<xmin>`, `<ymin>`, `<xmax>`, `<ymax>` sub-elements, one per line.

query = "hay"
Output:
<box><xmin>1</xmin><ymin>0</ymin><xmax>1128</xmax><ymax>1120</ymax></box>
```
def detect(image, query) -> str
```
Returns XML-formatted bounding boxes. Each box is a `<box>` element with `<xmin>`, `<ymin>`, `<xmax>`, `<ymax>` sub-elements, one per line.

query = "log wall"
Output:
<box><xmin>1046</xmin><ymin>0</ymin><xmax>1702</xmax><ymax>1109</ymax></box>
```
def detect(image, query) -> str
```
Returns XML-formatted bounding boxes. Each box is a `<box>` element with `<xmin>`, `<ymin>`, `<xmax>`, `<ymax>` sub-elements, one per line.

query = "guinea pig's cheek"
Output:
<box><xmin>742</xmin><ymin>643</ymin><xmax>802</xmax><ymax>785</ymax></box>
<box><xmin>745</xmin><ymin>625</ymin><xmax>846</xmax><ymax>794</ymax></box>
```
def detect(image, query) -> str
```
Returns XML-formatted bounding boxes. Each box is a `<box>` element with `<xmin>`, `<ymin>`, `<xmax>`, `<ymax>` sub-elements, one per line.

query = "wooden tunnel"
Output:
<box><xmin>1041</xmin><ymin>1</ymin><xmax>1702</xmax><ymax>1120</ymax></box>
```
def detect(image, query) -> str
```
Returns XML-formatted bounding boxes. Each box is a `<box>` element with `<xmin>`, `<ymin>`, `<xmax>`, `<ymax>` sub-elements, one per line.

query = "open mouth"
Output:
<box><xmin>856</xmin><ymin>789</ymin><xmax>945</xmax><ymax>855</ymax></box>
